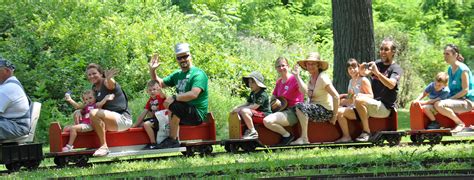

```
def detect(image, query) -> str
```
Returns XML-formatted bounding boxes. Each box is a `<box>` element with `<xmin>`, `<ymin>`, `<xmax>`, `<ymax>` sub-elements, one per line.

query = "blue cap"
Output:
<box><xmin>0</xmin><ymin>58</ymin><xmax>15</xmax><ymax>70</ymax></box>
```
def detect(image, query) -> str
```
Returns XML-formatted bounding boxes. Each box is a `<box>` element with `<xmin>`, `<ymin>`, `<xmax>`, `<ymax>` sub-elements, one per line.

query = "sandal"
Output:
<box><xmin>93</xmin><ymin>147</ymin><xmax>110</xmax><ymax>157</ymax></box>
<box><xmin>290</xmin><ymin>138</ymin><xmax>310</xmax><ymax>145</ymax></box>
<box><xmin>334</xmin><ymin>137</ymin><xmax>352</xmax><ymax>143</ymax></box>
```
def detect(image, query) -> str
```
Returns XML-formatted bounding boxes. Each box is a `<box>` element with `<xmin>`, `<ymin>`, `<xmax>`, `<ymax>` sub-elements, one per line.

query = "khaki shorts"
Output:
<box><xmin>110</xmin><ymin>111</ymin><xmax>132</xmax><ymax>131</ymax></box>
<box><xmin>365</xmin><ymin>98</ymin><xmax>391</xmax><ymax>118</ymax></box>
<box><xmin>436</xmin><ymin>99</ymin><xmax>474</xmax><ymax>113</ymax></box>
<box><xmin>421</xmin><ymin>104</ymin><xmax>437</xmax><ymax>114</ymax></box>
<box><xmin>78</xmin><ymin>123</ymin><xmax>93</xmax><ymax>132</ymax></box>
<box><xmin>263</xmin><ymin>108</ymin><xmax>299</xmax><ymax>126</ymax></box>
<box><xmin>282</xmin><ymin>108</ymin><xmax>299</xmax><ymax>126</ymax></box>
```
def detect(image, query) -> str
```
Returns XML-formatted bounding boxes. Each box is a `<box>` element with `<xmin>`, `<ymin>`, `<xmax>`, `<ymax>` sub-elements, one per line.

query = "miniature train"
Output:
<box><xmin>0</xmin><ymin>101</ymin><xmax>473</xmax><ymax>172</ymax></box>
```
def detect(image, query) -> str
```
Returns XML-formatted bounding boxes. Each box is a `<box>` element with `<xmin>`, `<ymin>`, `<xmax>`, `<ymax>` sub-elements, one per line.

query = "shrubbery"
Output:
<box><xmin>0</xmin><ymin>1</ymin><xmax>471</xmax><ymax>143</ymax></box>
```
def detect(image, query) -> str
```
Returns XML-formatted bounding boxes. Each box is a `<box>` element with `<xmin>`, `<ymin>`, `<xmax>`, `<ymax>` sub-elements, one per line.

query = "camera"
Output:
<box><xmin>364</xmin><ymin>63</ymin><xmax>370</xmax><ymax>69</ymax></box>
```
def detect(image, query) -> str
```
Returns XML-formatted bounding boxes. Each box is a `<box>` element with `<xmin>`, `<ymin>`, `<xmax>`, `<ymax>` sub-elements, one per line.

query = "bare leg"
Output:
<box><xmin>143</xmin><ymin>121</ymin><xmax>156</xmax><ymax>144</ymax></box>
<box><xmin>337</xmin><ymin>108</ymin><xmax>356</xmax><ymax>140</ymax></box>
<box><xmin>434</xmin><ymin>101</ymin><xmax>464</xmax><ymax>125</ymax></box>
<box><xmin>67</xmin><ymin>125</ymin><xmax>81</xmax><ymax>145</ymax></box>
<box><xmin>293</xmin><ymin>108</ymin><xmax>309</xmax><ymax>143</ymax></box>
<box><xmin>263</xmin><ymin>112</ymin><xmax>290</xmax><ymax>136</ymax></box>
<box><xmin>422</xmin><ymin>105</ymin><xmax>436</xmax><ymax>121</ymax></box>
<box><xmin>89</xmin><ymin>109</ymin><xmax>120</xmax><ymax>148</ymax></box>
<box><xmin>354</xmin><ymin>98</ymin><xmax>371</xmax><ymax>133</ymax></box>
<box><xmin>239</xmin><ymin>108</ymin><xmax>255</xmax><ymax>130</ymax></box>
<box><xmin>169</xmin><ymin>115</ymin><xmax>180</xmax><ymax>140</ymax></box>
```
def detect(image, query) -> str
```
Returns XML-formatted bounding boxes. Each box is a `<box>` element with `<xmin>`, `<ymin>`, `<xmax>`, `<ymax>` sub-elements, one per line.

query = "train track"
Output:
<box><xmin>54</xmin><ymin>157</ymin><xmax>474</xmax><ymax>178</ymax></box>
<box><xmin>1</xmin><ymin>139</ymin><xmax>472</xmax><ymax>175</ymax></box>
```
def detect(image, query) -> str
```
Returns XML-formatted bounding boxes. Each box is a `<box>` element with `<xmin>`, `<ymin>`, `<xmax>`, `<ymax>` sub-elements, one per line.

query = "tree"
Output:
<box><xmin>332</xmin><ymin>0</ymin><xmax>375</xmax><ymax>93</ymax></box>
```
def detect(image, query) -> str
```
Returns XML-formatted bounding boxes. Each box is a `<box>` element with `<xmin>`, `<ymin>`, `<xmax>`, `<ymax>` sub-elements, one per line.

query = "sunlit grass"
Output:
<box><xmin>3</xmin><ymin>143</ymin><xmax>472</xmax><ymax>179</ymax></box>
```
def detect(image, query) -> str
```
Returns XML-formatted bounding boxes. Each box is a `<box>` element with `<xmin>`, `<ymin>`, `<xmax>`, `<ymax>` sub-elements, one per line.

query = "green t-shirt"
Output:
<box><xmin>246</xmin><ymin>89</ymin><xmax>272</xmax><ymax>116</ymax></box>
<box><xmin>163</xmin><ymin>66</ymin><xmax>209</xmax><ymax>121</ymax></box>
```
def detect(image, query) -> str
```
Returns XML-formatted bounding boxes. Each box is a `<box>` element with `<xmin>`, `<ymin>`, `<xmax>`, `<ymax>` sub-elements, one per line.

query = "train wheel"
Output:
<box><xmin>427</xmin><ymin>133</ymin><xmax>443</xmax><ymax>145</ymax></box>
<box><xmin>387</xmin><ymin>135</ymin><xmax>401</xmax><ymax>147</ymax></box>
<box><xmin>54</xmin><ymin>157</ymin><xmax>68</xmax><ymax>168</ymax></box>
<box><xmin>371</xmin><ymin>135</ymin><xmax>385</xmax><ymax>146</ymax></box>
<box><xmin>75</xmin><ymin>155</ymin><xmax>89</xmax><ymax>167</ymax></box>
<box><xmin>24</xmin><ymin>160</ymin><xmax>41</xmax><ymax>170</ymax></box>
<box><xmin>225</xmin><ymin>143</ymin><xmax>239</xmax><ymax>153</ymax></box>
<box><xmin>241</xmin><ymin>142</ymin><xmax>257</xmax><ymax>152</ymax></box>
<box><xmin>181</xmin><ymin>147</ymin><xmax>195</xmax><ymax>157</ymax></box>
<box><xmin>410</xmin><ymin>134</ymin><xmax>424</xmax><ymax>145</ymax></box>
<box><xmin>5</xmin><ymin>162</ymin><xmax>21</xmax><ymax>172</ymax></box>
<box><xmin>198</xmin><ymin>145</ymin><xmax>213</xmax><ymax>156</ymax></box>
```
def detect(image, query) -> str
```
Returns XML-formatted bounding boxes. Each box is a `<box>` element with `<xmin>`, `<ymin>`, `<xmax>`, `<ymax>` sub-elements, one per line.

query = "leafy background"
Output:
<box><xmin>0</xmin><ymin>0</ymin><xmax>472</xmax><ymax>143</ymax></box>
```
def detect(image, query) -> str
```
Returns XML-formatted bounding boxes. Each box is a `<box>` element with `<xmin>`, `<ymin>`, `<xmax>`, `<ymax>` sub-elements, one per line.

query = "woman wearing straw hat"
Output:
<box><xmin>263</xmin><ymin>57</ymin><xmax>304</xmax><ymax>145</ymax></box>
<box><xmin>290</xmin><ymin>52</ymin><xmax>340</xmax><ymax>145</ymax></box>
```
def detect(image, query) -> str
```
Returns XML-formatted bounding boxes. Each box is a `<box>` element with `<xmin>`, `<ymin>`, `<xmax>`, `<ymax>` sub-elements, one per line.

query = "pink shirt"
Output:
<box><xmin>273</xmin><ymin>75</ymin><xmax>304</xmax><ymax>107</ymax></box>
<box><xmin>80</xmin><ymin>103</ymin><xmax>96</xmax><ymax>125</ymax></box>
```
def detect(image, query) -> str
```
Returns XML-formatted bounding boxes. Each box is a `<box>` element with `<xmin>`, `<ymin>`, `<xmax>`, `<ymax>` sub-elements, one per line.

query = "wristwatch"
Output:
<box><xmin>172</xmin><ymin>95</ymin><xmax>177</xmax><ymax>101</ymax></box>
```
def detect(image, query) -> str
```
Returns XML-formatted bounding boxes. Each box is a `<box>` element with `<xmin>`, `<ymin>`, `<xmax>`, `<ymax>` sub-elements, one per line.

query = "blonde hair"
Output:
<box><xmin>435</xmin><ymin>72</ymin><xmax>448</xmax><ymax>85</ymax></box>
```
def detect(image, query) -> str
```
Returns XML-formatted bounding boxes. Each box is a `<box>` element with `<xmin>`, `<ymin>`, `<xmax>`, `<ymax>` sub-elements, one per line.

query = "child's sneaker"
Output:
<box><xmin>427</xmin><ymin>121</ymin><xmax>440</xmax><ymax>129</ymax></box>
<box><xmin>243</xmin><ymin>130</ymin><xmax>258</xmax><ymax>139</ymax></box>
<box><xmin>62</xmin><ymin>144</ymin><xmax>74</xmax><ymax>152</ymax></box>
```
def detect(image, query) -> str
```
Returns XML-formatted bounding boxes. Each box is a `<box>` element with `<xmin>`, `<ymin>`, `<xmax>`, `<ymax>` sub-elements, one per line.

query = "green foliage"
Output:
<box><xmin>0</xmin><ymin>1</ymin><xmax>472</xmax><ymax>142</ymax></box>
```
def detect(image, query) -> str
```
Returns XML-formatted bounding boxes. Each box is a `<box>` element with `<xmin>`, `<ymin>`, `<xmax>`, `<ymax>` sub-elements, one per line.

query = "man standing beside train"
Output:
<box><xmin>346</xmin><ymin>37</ymin><xmax>404</xmax><ymax>142</ymax></box>
<box><xmin>0</xmin><ymin>58</ymin><xmax>30</xmax><ymax>141</ymax></box>
<box><xmin>149</xmin><ymin>43</ymin><xmax>209</xmax><ymax>149</ymax></box>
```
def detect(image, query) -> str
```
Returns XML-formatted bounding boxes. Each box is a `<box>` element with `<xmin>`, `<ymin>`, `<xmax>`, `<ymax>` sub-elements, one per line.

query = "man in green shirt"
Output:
<box><xmin>149</xmin><ymin>43</ymin><xmax>209</xmax><ymax>149</ymax></box>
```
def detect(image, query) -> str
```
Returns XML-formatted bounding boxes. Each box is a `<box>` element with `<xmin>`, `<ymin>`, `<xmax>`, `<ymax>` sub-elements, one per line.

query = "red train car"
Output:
<box><xmin>409</xmin><ymin>102</ymin><xmax>474</xmax><ymax>144</ymax></box>
<box><xmin>47</xmin><ymin>113</ymin><xmax>217</xmax><ymax>167</ymax></box>
<box><xmin>227</xmin><ymin>109</ymin><xmax>400</xmax><ymax>151</ymax></box>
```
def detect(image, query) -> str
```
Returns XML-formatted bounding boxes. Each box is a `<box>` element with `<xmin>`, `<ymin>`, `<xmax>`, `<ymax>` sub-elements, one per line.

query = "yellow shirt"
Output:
<box><xmin>308</xmin><ymin>72</ymin><xmax>333</xmax><ymax>110</ymax></box>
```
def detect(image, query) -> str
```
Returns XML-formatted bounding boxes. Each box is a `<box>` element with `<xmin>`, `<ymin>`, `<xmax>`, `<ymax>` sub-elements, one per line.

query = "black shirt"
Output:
<box><xmin>371</xmin><ymin>60</ymin><xmax>403</xmax><ymax>109</ymax></box>
<box><xmin>93</xmin><ymin>82</ymin><xmax>130</xmax><ymax>114</ymax></box>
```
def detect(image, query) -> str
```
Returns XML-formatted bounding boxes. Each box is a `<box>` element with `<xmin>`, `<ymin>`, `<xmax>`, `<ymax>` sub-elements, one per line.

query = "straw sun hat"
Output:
<box><xmin>297</xmin><ymin>52</ymin><xmax>328</xmax><ymax>71</ymax></box>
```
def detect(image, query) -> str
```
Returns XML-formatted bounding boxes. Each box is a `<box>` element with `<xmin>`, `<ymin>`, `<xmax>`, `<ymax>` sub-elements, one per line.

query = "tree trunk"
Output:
<box><xmin>332</xmin><ymin>0</ymin><xmax>375</xmax><ymax>93</ymax></box>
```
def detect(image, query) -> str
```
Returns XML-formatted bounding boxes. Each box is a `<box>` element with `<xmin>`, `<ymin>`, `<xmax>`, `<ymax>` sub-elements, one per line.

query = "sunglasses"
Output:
<box><xmin>379</xmin><ymin>47</ymin><xmax>391</xmax><ymax>52</ymax></box>
<box><xmin>176</xmin><ymin>55</ymin><xmax>190</xmax><ymax>61</ymax></box>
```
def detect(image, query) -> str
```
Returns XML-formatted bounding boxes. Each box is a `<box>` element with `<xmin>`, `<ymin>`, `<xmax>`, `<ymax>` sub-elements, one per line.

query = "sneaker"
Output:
<box><xmin>355</xmin><ymin>132</ymin><xmax>370</xmax><ymax>142</ymax></box>
<box><xmin>427</xmin><ymin>121</ymin><xmax>440</xmax><ymax>129</ymax></box>
<box><xmin>143</xmin><ymin>143</ymin><xmax>158</xmax><ymax>150</ymax></box>
<box><xmin>242</xmin><ymin>129</ymin><xmax>251</xmax><ymax>138</ymax></box>
<box><xmin>451</xmin><ymin>124</ymin><xmax>465</xmax><ymax>133</ymax></box>
<box><xmin>243</xmin><ymin>130</ymin><xmax>259</xmax><ymax>139</ymax></box>
<box><xmin>156</xmin><ymin>137</ymin><xmax>180</xmax><ymax>149</ymax></box>
<box><xmin>62</xmin><ymin>144</ymin><xmax>74</xmax><ymax>152</ymax></box>
<box><xmin>277</xmin><ymin>134</ymin><xmax>294</xmax><ymax>146</ymax></box>
<box><xmin>93</xmin><ymin>147</ymin><xmax>110</xmax><ymax>157</ymax></box>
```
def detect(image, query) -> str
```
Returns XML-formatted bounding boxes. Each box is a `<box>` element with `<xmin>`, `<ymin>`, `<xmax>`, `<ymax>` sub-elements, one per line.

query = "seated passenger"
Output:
<box><xmin>62</xmin><ymin>90</ymin><xmax>114</xmax><ymax>152</ymax></box>
<box><xmin>434</xmin><ymin>44</ymin><xmax>474</xmax><ymax>133</ymax></box>
<box><xmin>342</xmin><ymin>37</ymin><xmax>404</xmax><ymax>142</ymax></box>
<box><xmin>82</xmin><ymin>63</ymin><xmax>132</xmax><ymax>157</ymax></box>
<box><xmin>335</xmin><ymin>58</ymin><xmax>373</xmax><ymax>143</ymax></box>
<box><xmin>149</xmin><ymin>43</ymin><xmax>208</xmax><ymax>149</ymax></box>
<box><xmin>263</xmin><ymin>57</ymin><xmax>304</xmax><ymax>145</ymax></box>
<box><xmin>132</xmin><ymin>79</ymin><xmax>167</xmax><ymax>150</ymax></box>
<box><xmin>232</xmin><ymin>71</ymin><xmax>272</xmax><ymax>139</ymax></box>
<box><xmin>0</xmin><ymin>59</ymin><xmax>30</xmax><ymax>141</ymax></box>
<box><xmin>291</xmin><ymin>52</ymin><xmax>340</xmax><ymax>145</ymax></box>
<box><xmin>413</xmin><ymin>72</ymin><xmax>449</xmax><ymax>130</ymax></box>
